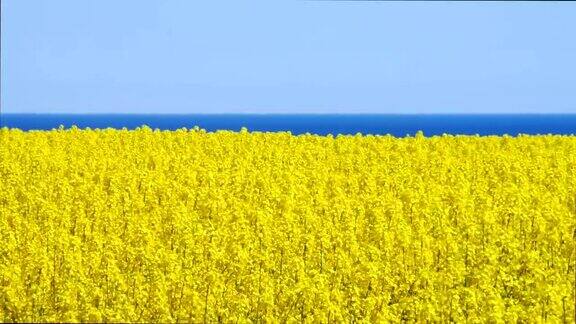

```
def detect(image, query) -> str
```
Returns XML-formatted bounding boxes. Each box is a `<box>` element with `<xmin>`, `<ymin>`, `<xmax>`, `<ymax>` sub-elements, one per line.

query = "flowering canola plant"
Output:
<box><xmin>0</xmin><ymin>126</ymin><xmax>575</xmax><ymax>323</ymax></box>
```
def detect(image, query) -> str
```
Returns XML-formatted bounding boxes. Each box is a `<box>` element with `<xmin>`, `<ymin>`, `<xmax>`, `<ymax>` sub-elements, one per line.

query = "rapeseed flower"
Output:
<box><xmin>0</xmin><ymin>127</ymin><xmax>574</xmax><ymax>322</ymax></box>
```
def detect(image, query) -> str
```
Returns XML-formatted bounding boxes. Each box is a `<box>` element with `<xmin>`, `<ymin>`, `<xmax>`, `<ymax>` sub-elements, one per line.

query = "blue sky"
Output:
<box><xmin>2</xmin><ymin>0</ymin><xmax>575</xmax><ymax>114</ymax></box>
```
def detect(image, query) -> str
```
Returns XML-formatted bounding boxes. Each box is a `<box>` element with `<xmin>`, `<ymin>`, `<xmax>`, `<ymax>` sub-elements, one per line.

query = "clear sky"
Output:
<box><xmin>2</xmin><ymin>0</ymin><xmax>575</xmax><ymax>114</ymax></box>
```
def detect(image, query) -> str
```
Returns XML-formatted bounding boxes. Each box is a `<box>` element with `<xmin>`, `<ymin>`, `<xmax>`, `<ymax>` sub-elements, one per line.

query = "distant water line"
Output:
<box><xmin>2</xmin><ymin>114</ymin><xmax>576</xmax><ymax>136</ymax></box>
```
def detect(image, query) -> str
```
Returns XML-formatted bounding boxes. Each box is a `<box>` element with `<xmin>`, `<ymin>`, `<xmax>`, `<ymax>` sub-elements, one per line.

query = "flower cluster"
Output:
<box><xmin>1</xmin><ymin>127</ymin><xmax>575</xmax><ymax>322</ymax></box>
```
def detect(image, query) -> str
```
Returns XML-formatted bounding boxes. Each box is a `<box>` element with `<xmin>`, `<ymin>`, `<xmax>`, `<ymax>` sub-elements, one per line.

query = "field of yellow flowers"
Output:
<box><xmin>1</xmin><ymin>126</ymin><xmax>575</xmax><ymax>322</ymax></box>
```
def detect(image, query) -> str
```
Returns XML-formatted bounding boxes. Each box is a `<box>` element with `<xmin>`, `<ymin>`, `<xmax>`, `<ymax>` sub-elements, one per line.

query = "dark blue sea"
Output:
<box><xmin>1</xmin><ymin>114</ymin><xmax>576</xmax><ymax>137</ymax></box>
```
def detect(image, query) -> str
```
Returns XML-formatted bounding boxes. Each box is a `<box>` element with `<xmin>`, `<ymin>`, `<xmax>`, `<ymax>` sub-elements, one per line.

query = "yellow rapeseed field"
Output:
<box><xmin>1</xmin><ymin>126</ymin><xmax>575</xmax><ymax>323</ymax></box>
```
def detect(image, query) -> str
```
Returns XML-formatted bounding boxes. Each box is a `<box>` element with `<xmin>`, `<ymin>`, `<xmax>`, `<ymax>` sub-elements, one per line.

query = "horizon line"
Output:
<box><xmin>2</xmin><ymin>112</ymin><xmax>576</xmax><ymax>116</ymax></box>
